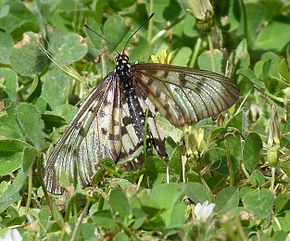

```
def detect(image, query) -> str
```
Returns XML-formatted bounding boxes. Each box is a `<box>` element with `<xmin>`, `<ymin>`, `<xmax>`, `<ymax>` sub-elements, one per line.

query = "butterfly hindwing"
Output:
<box><xmin>118</xmin><ymin>78</ymin><xmax>167</xmax><ymax>164</ymax></box>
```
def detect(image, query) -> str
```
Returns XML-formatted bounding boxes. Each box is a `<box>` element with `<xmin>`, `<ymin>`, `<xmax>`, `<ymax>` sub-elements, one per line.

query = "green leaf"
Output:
<box><xmin>227</xmin><ymin>111</ymin><xmax>244</xmax><ymax>134</ymax></box>
<box><xmin>48</xmin><ymin>30</ymin><xmax>88</xmax><ymax>65</ymax></box>
<box><xmin>198</xmin><ymin>49</ymin><xmax>224</xmax><ymax>74</ymax></box>
<box><xmin>0</xmin><ymin>4</ymin><xmax>9</xmax><ymax>18</ymax></box>
<box><xmin>103</xmin><ymin>15</ymin><xmax>130</xmax><ymax>52</ymax></box>
<box><xmin>151</xmin><ymin>183</ymin><xmax>186</xmax><ymax>227</ymax></box>
<box><xmin>43</xmin><ymin>104</ymin><xmax>77</xmax><ymax>127</ymax></box>
<box><xmin>151</xmin><ymin>183</ymin><xmax>184</xmax><ymax>209</ymax></box>
<box><xmin>109</xmin><ymin>188</ymin><xmax>131</xmax><ymax>220</ymax></box>
<box><xmin>41</xmin><ymin>69</ymin><xmax>72</xmax><ymax>108</ymax></box>
<box><xmin>9</xmin><ymin>32</ymin><xmax>47</xmax><ymax>77</ymax></box>
<box><xmin>0</xmin><ymin>152</ymin><xmax>22</xmax><ymax>176</ymax></box>
<box><xmin>215</xmin><ymin>187</ymin><xmax>239</xmax><ymax>214</ymax></box>
<box><xmin>183</xmin><ymin>14</ymin><xmax>198</xmax><ymax>38</ymax></box>
<box><xmin>236</xmin><ymin>67</ymin><xmax>265</xmax><ymax>89</ymax></box>
<box><xmin>137</xmin><ymin>189</ymin><xmax>161</xmax><ymax>218</ymax></box>
<box><xmin>225</xmin><ymin>134</ymin><xmax>242</xmax><ymax>171</ymax></box>
<box><xmin>0</xmin><ymin>139</ymin><xmax>31</xmax><ymax>152</ymax></box>
<box><xmin>107</xmin><ymin>0</ymin><xmax>136</xmax><ymax>11</ymax></box>
<box><xmin>172</xmin><ymin>47</ymin><xmax>192</xmax><ymax>66</ymax></box>
<box><xmin>274</xmin><ymin>194</ymin><xmax>290</xmax><ymax>215</ymax></box>
<box><xmin>16</xmin><ymin>103</ymin><xmax>45</xmax><ymax>151</ymax></box>
<box><xmin>92</xmin><ymin>210</ymin><xmax>118</xmax><ymax>229</ymax></box>
<box><xmin>22</xmin><ymin>147</ymin><xmax>38</xmax><ymax>173</ymax></box>
<box><xmin>204</xmin><ymin>147</ymin><xmax>227</xmax><ymax>165</ymax></box>
<box><xmin>0</xmin><ymin>67</ymin><xmax>18</xmax><ymax>100</ymax></box>
<box><xmin>254</xmin><ymin>52</ymin><xmax>281</xmax><ymax>79</ymax></box>
<box><xmin>235</xmin><ymin>39</ymin><xmax>250</xmax><ymax>69</ymax></box>
<box><xmin>242</xmin><ymin>188</ymin><xmax>274</xmax><ymax>219</ymax></box>
<box><xmin>184</xmin><ymin>182</ymin><xmax>212</xmax><ymax>203</ymax></box>
<box><xmin>0</xmin><ymin>171</ymin><xmax>26</xmax><ymax>213</ymax></box>
<box><xmin>164</xmin><ymin>202</ymin><xmax>187</xmax><ymax>227</ymax></box>
<box><xmin>0</xmin><ymin>31</ymin><xmax>14</xmax><ymax>64</ymax></box>
<box><xmin>0</xmin><ymin>1</ymin><xmax>38</xmax><ymax>33</ymax></box>
<box><xmin>241</xmin><ymin>3</ymin><xmax>266</xmax><ymax>48</ymax></box>
<box><xmin>129</xmin><ymin>35</ymin><xmax>150</xmax><ymax>63</ymax></box>
<box><xmin>85</xmin><ymin>19</ymin><xmax>102</xmax><ymax>51</ymax></box>
<box><xmin>249</xmin><ymin>170</ymin><xmax>265</xmax><ymax>187</ymax></box>
<box><xmin>152</xmin><ymin>0</ymin><xmax>182</xmax><ymax>22</ymax></box>
<box><xmin>243</xmin><ymin>133</ymin><xmax>263</xmax><ymax>172</ymax></box>
<box><xmin>227</xmin><ymin>0</ymin><xmax>241</xmax><ymax>32</ymax></box>
<box><xmin>80</xmin><ymin>223</ymin><xmax>99</xmax><ymax>240</ymax></box>
<box><xmin>132</xmin><ymin>207</ymin><xmax>147</xmax><ymax>229</ymax></box>
<box><xmin>264</xmin><ymin>76</ymin><xmax>279</xmax><ymax>94</ymax></box>
<box><xmin>279</xmin><ymin>59</ymin><xmax>290</xmax><ymax>83</ymax></box>
<box><xmin>254</xmin><ymin>21</ymin><xmax>290</xmax><ymax>52</ymax></box>
<box><xmin>0</xmin><ymin>103</ymin><xmax>25</xmax><ymax>140</ymax></box>
<box><xmin>25</xmin><ymin>75</ymin><xmax>41</xmax><ymax>101</ymax></box>
<box><xmin>113</xmin><ymin>232</ymin><xmax>130</xmax><ymax>241</ymax></box>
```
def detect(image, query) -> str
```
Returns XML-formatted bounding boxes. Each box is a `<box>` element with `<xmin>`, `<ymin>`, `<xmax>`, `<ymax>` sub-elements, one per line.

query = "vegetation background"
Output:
<box><xmin>0</xmin><ymin>0</ymin><xmax>289</xmax><ymax>240</ymax></box>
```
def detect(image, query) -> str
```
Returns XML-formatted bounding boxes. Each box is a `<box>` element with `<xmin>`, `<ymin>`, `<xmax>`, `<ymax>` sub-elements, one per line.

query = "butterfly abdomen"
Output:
<box><xmin>117</xmin><ymin>55</ymin><xmax>148</xmax><ymax>142</ymax></box>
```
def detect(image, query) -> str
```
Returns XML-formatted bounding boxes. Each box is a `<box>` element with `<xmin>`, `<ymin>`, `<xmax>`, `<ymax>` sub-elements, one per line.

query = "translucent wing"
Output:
<box><xmin>118</xmin><ymin>82</ymin><xmax>167</xmax><ymax>164</ymax></box>
<box><xmin>44</xmin><ymin>56</ymin><xmax>240</xmax><ymax>194</ymax></box>
<box><xmin>132</xmin><ymin>63</ymin><xmax>239</xmax><ymax>127</ymax></box>
<box><xmin>44</xmin><ymin>73</ymin><xmax>122</xmax><ymax>194</ymax></box>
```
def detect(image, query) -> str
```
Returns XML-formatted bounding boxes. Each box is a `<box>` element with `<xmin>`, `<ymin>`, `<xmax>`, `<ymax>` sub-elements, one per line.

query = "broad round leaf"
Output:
<box><xmin>0</xmin><ymin>31</ymin><xmax>14</xmax><ymax>64</ymax></box>
<box><xmin>9</xmin><ymin>32</ymin><xmax>47</xmax><ymax>77</ymax></box>
<box><xmin>41</xmin><ymin>69</ymin><xmax>72</xmax><ymax>108</ymax></box>
<box><xmin>0</xmin><ymin>68</ymin><xmax>18</xmax><ymax>100</ymax></box>
<box><xmin>48</xmin><ymin>30</ymin><xmax>88</xmax><ymax>65</ymax></box>
<box><xmin>242</xmin><ymin>188</ymin><xmax>274</xmax><ymax>219</ymax></box>
<box><xmin>16</xmin><ymin>103</ymin><xmax>45</xmax><ymax>151</ymax></box>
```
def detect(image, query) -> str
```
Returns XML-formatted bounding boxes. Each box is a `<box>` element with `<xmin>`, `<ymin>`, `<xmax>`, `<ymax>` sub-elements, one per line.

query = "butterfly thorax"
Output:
<box><xmin>115</xmin><ymin>54</ymin><xmax>132</xmax><ymax>83</ymax></box>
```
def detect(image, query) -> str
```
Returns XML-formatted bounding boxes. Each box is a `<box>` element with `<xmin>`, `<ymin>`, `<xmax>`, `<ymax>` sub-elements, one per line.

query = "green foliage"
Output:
<box><xmin>0</xmin><ymin>0</ymin><xmax>289</xmax><ymax>240</ymax></box>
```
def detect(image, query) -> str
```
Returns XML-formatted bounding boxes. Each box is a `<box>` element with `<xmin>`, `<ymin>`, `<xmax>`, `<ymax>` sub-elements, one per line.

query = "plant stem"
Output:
<box><xmin>207</xmin><ymin>35</ymin><xmax>216</xmax><ymax>72</ymax></box>
<box><xmin>225</xmin><ymin>139</ymin><xmax>235</xmax><ymax>186</ymax></box>
<box><xmin>148</xmin><ymin>0</ymin><xmax>154</xmax><ymax>58</ymax></box>
<box><xmin>70</xmin><ymin>200</ymin><xmax>90</xmax><ymax>241</ymax></box>
<box><xmin>189</xmin><ymin>37</ymin><xmax>202</xmax><ymax>68</ymax></box>
<box><xmin>270</xmin><ymin>167</ymin><xmax>275</xmax><ymax>194</ymax></box>
<box><xmin>25</xmin><ymin>167</ymin><xmax>33</xmax><ymax>214</ymax></box>
<box><xmin>240</xmin><ymin>0</ymin><xmax>248</xmax><ymax>43</ymax></box>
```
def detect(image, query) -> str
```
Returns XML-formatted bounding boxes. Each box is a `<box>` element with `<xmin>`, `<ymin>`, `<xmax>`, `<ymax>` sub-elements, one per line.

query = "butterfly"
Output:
<box><xmin>44</xmin><ymin>19</ymin><xmax>240</xmax><ymax>195</ymax></box>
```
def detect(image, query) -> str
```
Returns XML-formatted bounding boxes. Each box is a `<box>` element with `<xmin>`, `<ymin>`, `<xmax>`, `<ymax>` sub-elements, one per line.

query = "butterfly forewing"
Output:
<box><xmin>133</xmin><ymin>63</ymin><xmax>239</xmax><ymax>127</ymax></box>
<box><xmin>44</xmin><ymin>74</ymin><xmax>122</xmax><ymax>194</ymax></box>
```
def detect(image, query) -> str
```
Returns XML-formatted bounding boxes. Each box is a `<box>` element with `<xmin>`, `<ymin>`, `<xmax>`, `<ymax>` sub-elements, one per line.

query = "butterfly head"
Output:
<box><xmin>115</xmin><ymin>54</ymin><xmax>131</xmax><ymax>79</ymax></box>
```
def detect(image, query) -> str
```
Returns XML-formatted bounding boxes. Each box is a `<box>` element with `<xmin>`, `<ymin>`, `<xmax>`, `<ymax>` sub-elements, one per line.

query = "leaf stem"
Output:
<box><xmin>207</xmin><ymin>35</ymin><xmax>216</xmax><ymax>72</ymax></box>
<box><xmin>70</xmin><ymin>200</ymin><xmax>90</xmax><ymax>241</ymax></box>
<box><xmin>225</xmin><ymin>139</ymin><xmax>235</xmax><ymax>186</ymax></box>
<box><xmin>190</xmin><ymin>37</ymin><xmax>202</xmax><ymax>68</ymax></box>
<box><xmin>240</xmin><ymin>0</ymin><xmax>248</xmax><ymax>43</ymax></box>
<box><xmin>270</xmin><ymin>167</ymin><xmax>275</xmax><ymax>194</ymax></box>
<box><xmin>25</xmin><ymin>167</ymin><xmax>33</xmax><ymax>214</ymax></box>
<box><xmin>148</xmin><ymin>0</ymin><xmax>154</xmax><ymax>51</ymax></box>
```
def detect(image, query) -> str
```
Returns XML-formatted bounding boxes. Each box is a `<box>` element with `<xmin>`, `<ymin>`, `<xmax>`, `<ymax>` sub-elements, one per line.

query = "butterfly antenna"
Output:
<box><xmin>84</xmin><ymin>24</ymin><xmax>120</xmax><ymax>55</ymax></box>
<box><xmin>122</xmin><ymin>13</ymin><xmax>154</xmax><ymax>55</ymax></box>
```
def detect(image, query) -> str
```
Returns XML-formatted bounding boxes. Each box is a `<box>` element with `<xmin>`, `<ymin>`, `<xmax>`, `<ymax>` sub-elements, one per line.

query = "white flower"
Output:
<box><xmin>0</xmin><ymin>229</ymin><xmax>22</xmax><ymax>241</ymax></box>
<box><xmin>194</xmin><ymin>200</ymin><xmax>215</xmax><ymax>222</ymax></box>
<box><xmin>94</xmin><ymin>228</ymin><xmax>100</xmax><ymax>237</ymax></box>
